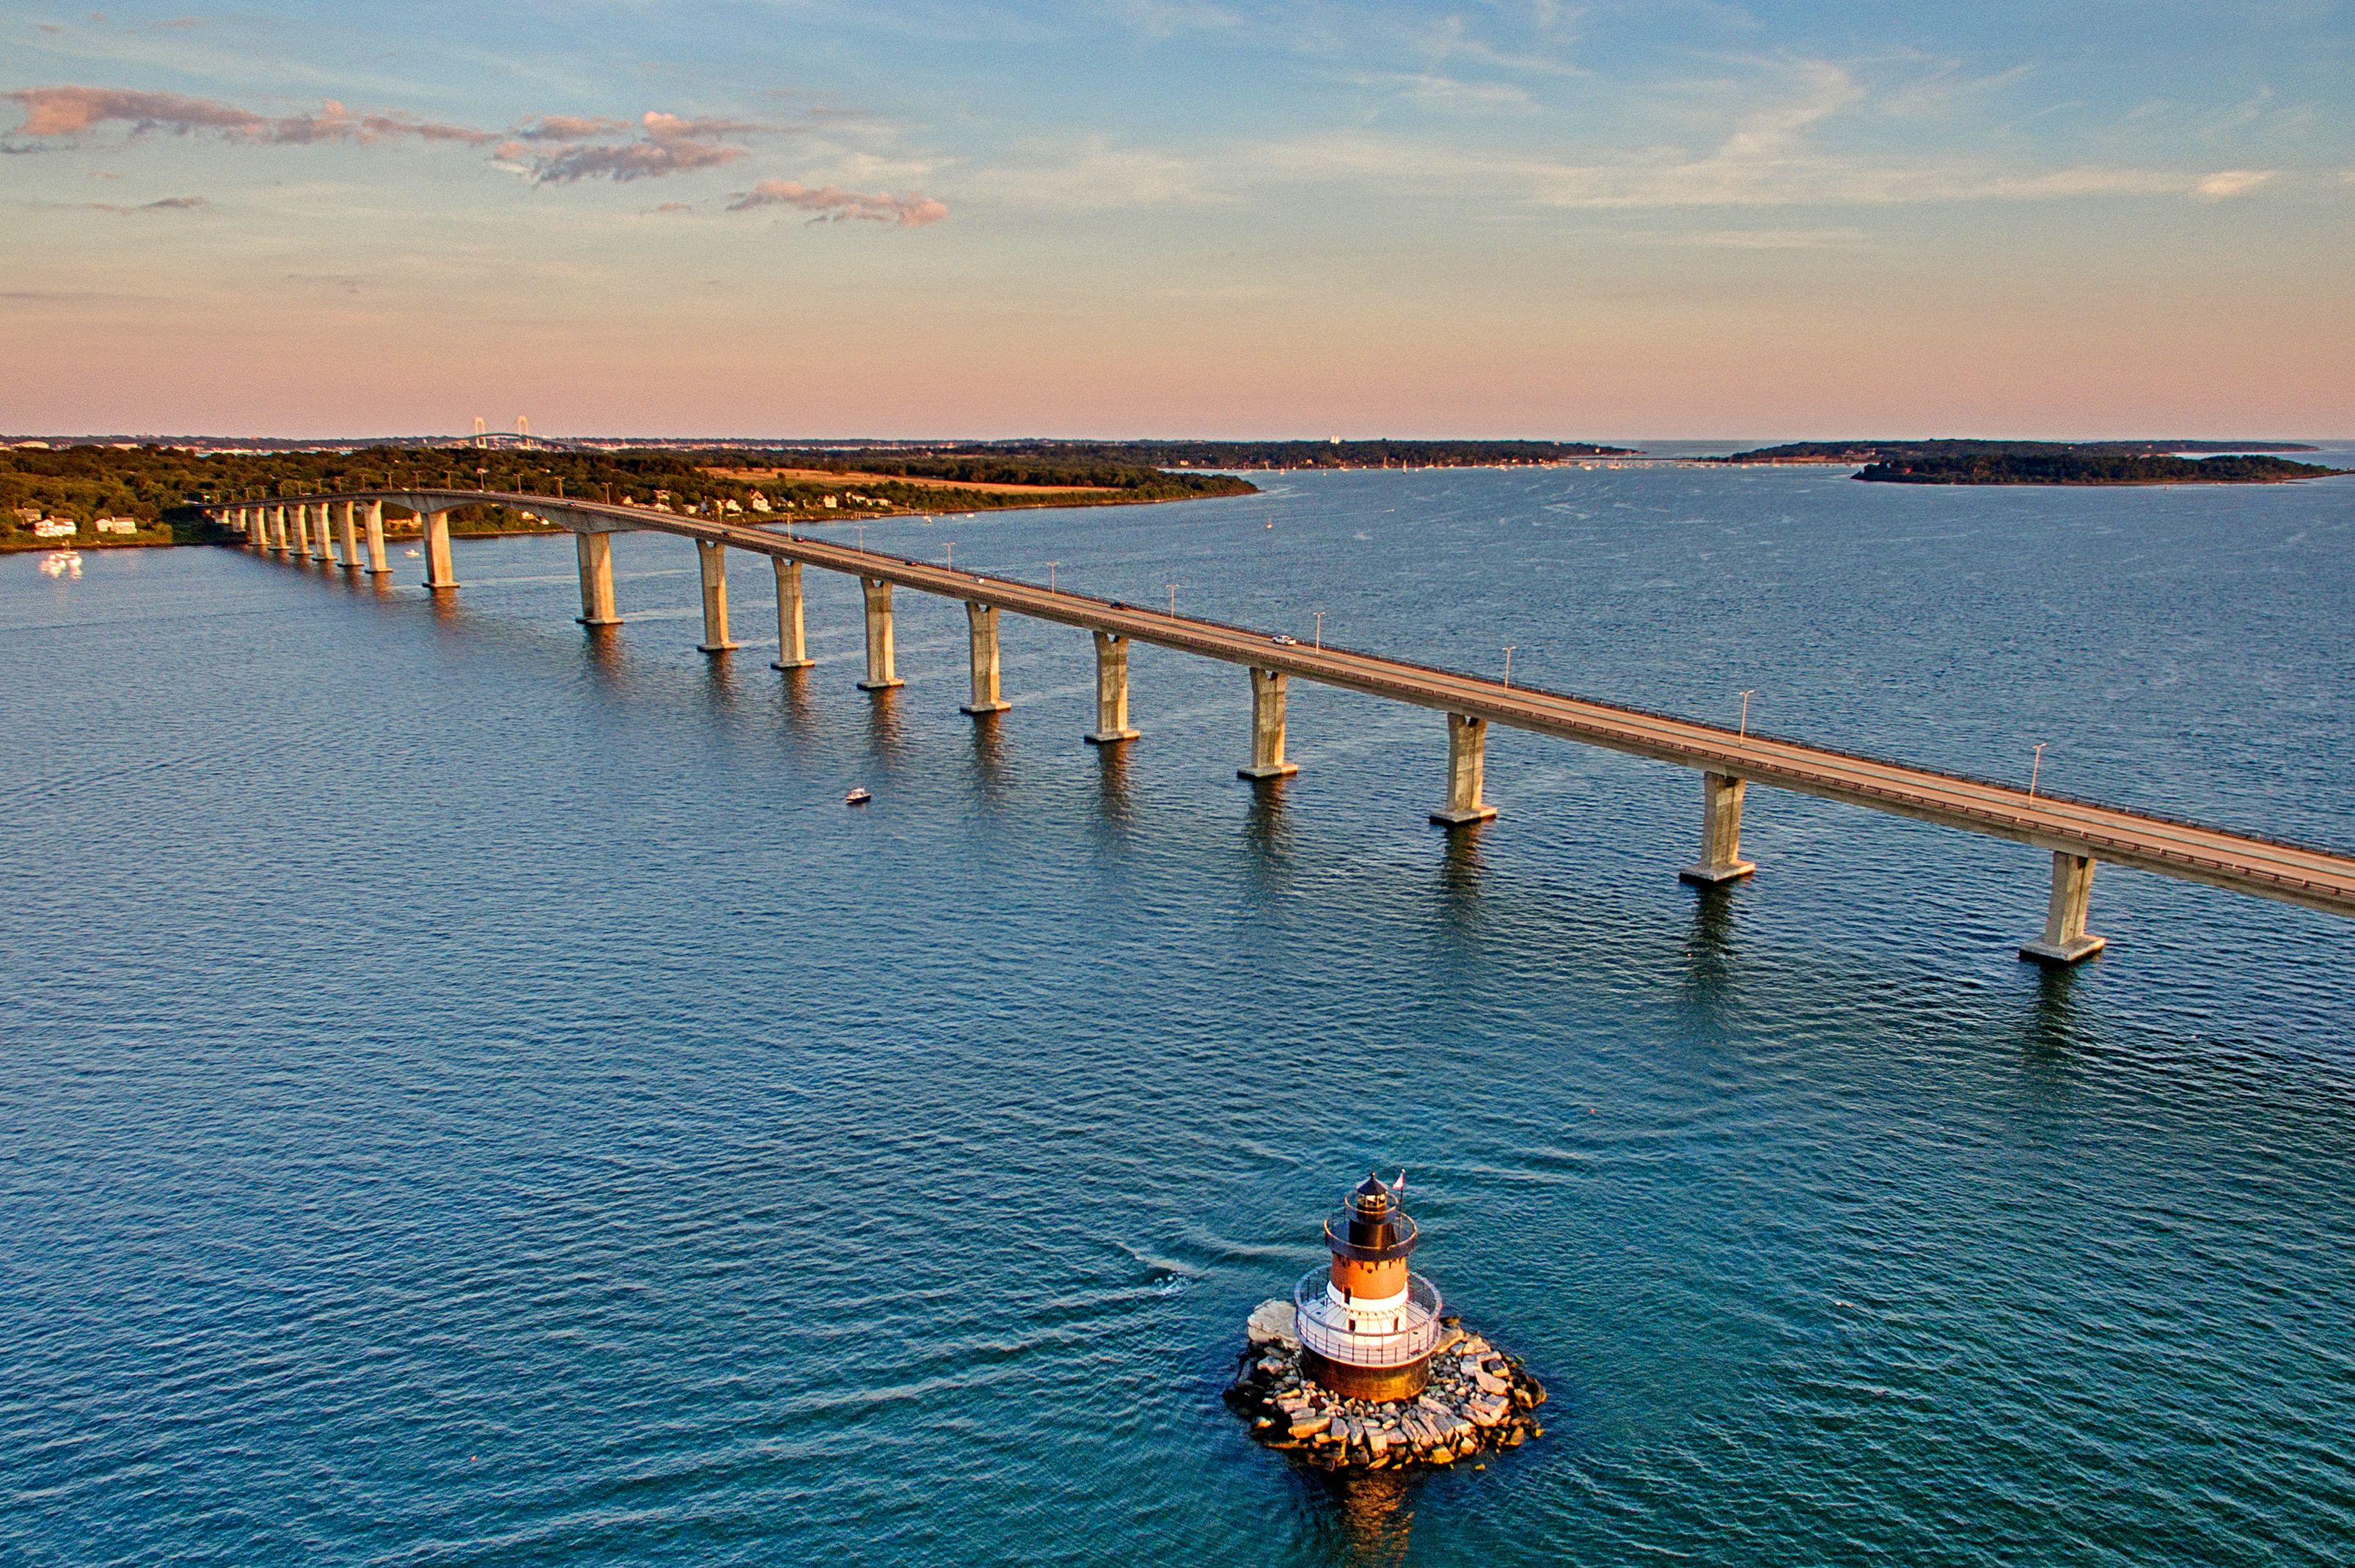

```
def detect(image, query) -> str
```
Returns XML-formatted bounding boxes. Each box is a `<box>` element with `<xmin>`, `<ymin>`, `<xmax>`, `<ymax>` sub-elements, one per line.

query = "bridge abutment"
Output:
<box><xmin>962</xmin><ymin>601</ymin><xmax>1011</xmax><ymax>714</ymax></box>
<box><xmin>2021</xmin><ymin>851</ymin><xmax>2106</xmax><ymax>964</ymax></box>
<box><xmin>576</xmin><ymin>532</ymin><xmax>621</xmax><ymax>626</ymax></box>
<box><xmin>771</xmin><ymin>560</ymin><xmax>813</xmax><ymax>670</ymax></box>
<box><xmin>1431</xmin><ymin>713</ymin><xmax>1497</xmax><ymax>825</ymax></box>
<box><xmin>1680</xmin><ymin>772</ymin><xmax>1757</xmax><ymax>884</ymax></box>
<box><xmin>1239</xmin><ymin>667</ymin><xmax>1298</xmax><ymax>780</ymax></box>
<box><xmin>1085</xmin><ymin>630</ymin><xmax>1139</xmax><ymax>744</ymax></box>
<box><xmin>858</xmin><ymin>577</ymin><xmax>904</xmax><ymax>689</ymax></box>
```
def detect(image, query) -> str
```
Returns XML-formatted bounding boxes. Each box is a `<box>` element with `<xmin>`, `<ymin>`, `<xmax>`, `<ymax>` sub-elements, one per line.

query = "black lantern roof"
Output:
<box><xmin>1323</xmin><ymin>1171</ymin><xmax>1420</xmax><ymax>1262</ymax></box>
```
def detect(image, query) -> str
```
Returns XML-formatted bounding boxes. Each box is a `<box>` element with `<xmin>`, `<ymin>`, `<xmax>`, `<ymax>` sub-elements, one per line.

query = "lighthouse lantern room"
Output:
<box><xmin>1294</xmin><ymin>1173</ymin><xmax>1444</xmax><ymax>1402</ymax></box>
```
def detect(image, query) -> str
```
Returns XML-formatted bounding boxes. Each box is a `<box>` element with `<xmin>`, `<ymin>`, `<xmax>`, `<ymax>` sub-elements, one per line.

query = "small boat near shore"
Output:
<box><xmin>845</xmin><ymin>788</ymin><xmax>872</xmax><ymax>806</ymax></box>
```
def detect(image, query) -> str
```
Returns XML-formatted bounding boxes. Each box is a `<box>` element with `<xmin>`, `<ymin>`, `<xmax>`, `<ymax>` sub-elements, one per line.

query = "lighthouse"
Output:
<box><xmin>1294</xmin><ymin>1173</ymin><xmax>1443</xmax><ymax>1402</ymax></box>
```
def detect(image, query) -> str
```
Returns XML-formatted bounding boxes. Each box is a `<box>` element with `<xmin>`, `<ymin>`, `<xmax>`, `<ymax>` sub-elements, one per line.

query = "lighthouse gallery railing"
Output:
<box><xmin>1293</xmin><ymin>1270</ymin><xmax>1444</xmax><ymax>1368</ymax></box>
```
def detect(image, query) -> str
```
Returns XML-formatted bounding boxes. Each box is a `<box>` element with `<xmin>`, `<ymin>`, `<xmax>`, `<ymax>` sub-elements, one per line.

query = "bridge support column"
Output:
<box><xmin>770</xmin><ymin>560</ymin><xmax>812</xmax><ymax>670</ymax></box>
<box><xmin>1430</xmin><ymin>713</ymin><xmax>1497</xmax><ymax>825</ymax></box>
<box><xmin>962</xmin><ymin>601</ymin><xmax>1010</xmax><ymax>714</ymax></box>
<box><xmin>1680</xmin><ymin>772</ymin><xmax>1757</xmax><ymax>884</ymax></box>
<box><xmin>1085</xmin><ymin>630</ymin><xmax>1138</xmax><ymax>744</ymax></box>
<box><xmin>296</xmin><ymin>503</ymin><xmax>316</xmax><ymax>559</ymax></box>
<box><xmin>363</xmin><ymin>501</ymin><xmax>388</xmax><ymax>575</ymax></box>
<box><xmin>1238</xmin><ymin>668</ymin><xmax>1298</xmax><ymax>780</ymax></box>
<box><xmin>336</xmin><ymin>502</ymin><xmax>359</xmax><ymax>569</ymax></box>
<box><xmin>272</xmin><ymin>505</ymin><xmax>291</xmax><ymax>553</ymax></box>
<box><xmin>308</xmin><ymin>503</ymin><xmax>333</xmax><ymax>562</ymax></box>
<box><xmin>2020</xmin><ymin>851</ymin><xmax>2106</xmax><ymax>965</ymax></box>
<box><xmin>695</xmin><ymin>540</ymin><xmax>739</xmax><ymax>651</ymax></box>
<box><xmin>422</xmin><ymin>510</ymin><xmax>458</xmax><ymax>590</ymax></box>
<box><xmin>575</xmin><ymin>532</ymin><xmax>620</xmax><ymax>626</ymax></box>
<box><xmin>857</xmin><ymin>576</ymin><xmax>903</xmax><ymax>689</ymax></box>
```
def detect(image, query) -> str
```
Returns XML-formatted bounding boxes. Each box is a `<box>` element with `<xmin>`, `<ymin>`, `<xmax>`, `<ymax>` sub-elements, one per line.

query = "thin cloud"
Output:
<box><xmin>6</xmin><ymin>85</ymin><xmax>496</xmax><ymax>146</ymax></box>
<box><xmin>532</xmin><ymin>137</ymin><xmax>746</xmax><ymax>183</ymax></box>
<box><xmin>512</xmin><ymin>114</ymin><xmax>631</xmax><ymax>142</ymax></box>
<box><xmin>522</xmin><ymin>109</ymin><xmax>791</xmax><ymax>184</ymax></box>
<box><xmin>86</xmin><ymin>194</ymin><xmax>208</xmax><ymax>211</ymax></box>
<box><xmin>728</xmin><ymin>179</ymin><xmax>947</xmax><ymax>225</ymax></box>
<box><xmin>2194</xmin><ymin>169</ymin><xmax>2274</xmax><ymax>199</ymax></box>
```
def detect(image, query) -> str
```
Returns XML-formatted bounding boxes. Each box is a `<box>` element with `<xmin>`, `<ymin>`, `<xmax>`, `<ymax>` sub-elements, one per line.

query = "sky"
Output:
<box><xmin>1</xmin><ymin>1</ymin><xmax>2350</xmax><ymax>439</ymax></box>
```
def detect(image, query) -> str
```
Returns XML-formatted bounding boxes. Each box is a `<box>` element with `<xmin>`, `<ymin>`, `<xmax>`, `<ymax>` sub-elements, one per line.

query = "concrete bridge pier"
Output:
<box><xmin>308</xmin><ymin>503</ymin><xmax>334</xmax><ymax>563</ymax></box>
<box><xmin>2021</xmin><ymin>851</ymin><xmax>2106</xmax><ymax>964</ymax></box>
<box><xmin>1430</xmin><ymin>713</ymin><xmax>1498</xmax><ymax>825</ymax></box>
<box><xmin>1238</xmin><ymin>667</ymin><xmax>1298</xmax><ymax>780</ymax></box>
<box><xmin>695</xmin><ymin>541</ymin><xmax>740</xmax><ymax>652</ymax></box>
<box><xmin>421</xmin><ymin>509</ymin><xmax>458</xmax><ymax>590</ymax></box>
<box><xmin>770</xmin><ymin>560</ymin><xmax>813</xmax><ymax>670</ymax></box>
<box><xmin>857</xmin><ymin>577</ymin><xmax>904</xmax><ymax>689</ymax></box>
<box><xmin>362</xmin><ymin>501</ymin><xmax>389</xmax><ymax>575</ymax></box>
<box><xmin>336</xmin><ymin>502</ymin><xmax>359</xmax><ymax>570</ymax></box>
<box><xmin>1085</xmin><ymin>630</ymin><xmax>1139</xmax><ymax>744</ymax></box>
<box><xmin>962</xmin><ymin>602</ymin><xmax>1011</xmax><ymax>715</ymax></box>
<box><xmin>290</xmin><ymin>504</ymin><xmax>312</xmax><ymax>557</ymax></box>
<box><xmin>1679</xmin><ymin>772</ymin><xmax>1757</xmax><ymax>884</ymax></box>
<box><xmin>575</xmin><ymin>532</ymin><xmax>621</xmax><ymax>626</ymax></box>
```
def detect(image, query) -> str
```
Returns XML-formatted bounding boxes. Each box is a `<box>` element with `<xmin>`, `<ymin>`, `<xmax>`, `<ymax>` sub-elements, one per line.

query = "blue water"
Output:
<box><xmin>4</xmin><ymin>459</ymin><xmax>2353</xmax><ymax>1566</ymax></box>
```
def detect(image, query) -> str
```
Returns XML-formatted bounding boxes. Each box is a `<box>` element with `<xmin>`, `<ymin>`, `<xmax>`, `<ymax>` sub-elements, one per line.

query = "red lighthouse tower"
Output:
<box><xmin>1294</xmin><ymin>1173</ymin><xmax>1443</xmax><ymax>1402</ymax></box>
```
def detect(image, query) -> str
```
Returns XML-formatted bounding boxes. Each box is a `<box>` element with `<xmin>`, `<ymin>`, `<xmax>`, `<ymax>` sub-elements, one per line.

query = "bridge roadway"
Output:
<box><xmin>220</xmin><ymin>489</ymin><xmax>2355</xmax><ymax>959</ymax></box>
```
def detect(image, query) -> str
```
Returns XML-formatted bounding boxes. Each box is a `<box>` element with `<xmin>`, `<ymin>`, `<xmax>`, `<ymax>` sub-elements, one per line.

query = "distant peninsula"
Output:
<box><xmin>956</xmin><ymin>439</ymin><xmax>1639</xmax><ymax>470</ymax></box>
<box><xmin>1856</xmin><ymin>452</ymin><xmax>2347</xmax><ymax>486</ymax></box>
<box><xmin>1707</xmin><ymin>439</ymin><xmax>2344</xmax><ymax>486</ymax></box>
<box><xmin>1719</xmin><ymin>439</ymin><xmax>2321</xmax><ymax>465</ymax></box>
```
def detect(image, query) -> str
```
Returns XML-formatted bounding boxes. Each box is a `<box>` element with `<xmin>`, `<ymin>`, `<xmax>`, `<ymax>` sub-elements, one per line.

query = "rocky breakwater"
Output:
<box><xmin>1226</xmin><ymin>1300</ymin><xmax>1545</xmax><ymax>1470</ymax></box>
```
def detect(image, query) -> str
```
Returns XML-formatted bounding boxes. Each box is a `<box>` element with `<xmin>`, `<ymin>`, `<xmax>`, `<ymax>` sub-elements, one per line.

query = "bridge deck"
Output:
<box><xmin>278</xmin><ymin>491</ymin><xmax>2355</xmax><ymax>921</ymax></box>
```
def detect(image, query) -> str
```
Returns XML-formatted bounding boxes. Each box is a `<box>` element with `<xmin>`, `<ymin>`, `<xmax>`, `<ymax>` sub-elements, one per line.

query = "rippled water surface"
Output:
<box><xmin>5</xmin><ymin>458</ymin><xmax>2354</xmax><ymax>1566</ymax></box>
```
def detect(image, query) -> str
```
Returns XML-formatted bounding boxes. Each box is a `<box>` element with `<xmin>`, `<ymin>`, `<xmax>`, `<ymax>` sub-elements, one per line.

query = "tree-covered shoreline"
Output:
<box><xmin>1855</xmin><ymin>452</ymin><xmax>2346</xmax><ymax>486</ymax></box>
<box><xmin>0</xmin><ymin>442</ymin><xmax>1259</xmax><ymax>552</ymax></box>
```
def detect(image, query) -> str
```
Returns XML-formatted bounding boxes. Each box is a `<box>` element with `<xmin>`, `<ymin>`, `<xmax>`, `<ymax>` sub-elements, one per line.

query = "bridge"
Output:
<box><xmin>213</xmin><ymin>491</ymin><xmax>2355</xmax><ymax>964</ymax></box>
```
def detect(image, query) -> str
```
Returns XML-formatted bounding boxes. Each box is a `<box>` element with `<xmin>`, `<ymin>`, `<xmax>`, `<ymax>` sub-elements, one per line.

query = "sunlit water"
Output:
<box><xmin>4</xmin><ymin>456</ymin><xmax>2353</xmax><ymax>1566</ymax></box>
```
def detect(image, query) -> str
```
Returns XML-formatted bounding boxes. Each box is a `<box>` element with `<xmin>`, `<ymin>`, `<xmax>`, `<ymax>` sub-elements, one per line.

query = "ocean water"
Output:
<box><xmin>4</xmin><ymin>456</ymin><xmax>2353</xmax><ymax>1567</ymax></box>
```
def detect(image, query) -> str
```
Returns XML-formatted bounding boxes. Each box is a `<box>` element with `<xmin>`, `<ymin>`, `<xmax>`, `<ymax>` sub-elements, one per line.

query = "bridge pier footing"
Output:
<box><xmin>857</xmin><ymin>576</ymin><xmax>904</xmax><ymax>689</ymax></box>
<box><xmin>363</xmin><ymin>501</ymin><xmax>389</xmax><ymax>576</ymax></box>
<box><xmin>962</xmin><ymin>601</ymin><xmax>1011</xmax><ymax>714</ymax></box>
<box><xmin>771</xmin><ymin>560</ymin><xmax>813</xmax><ymax>670</ymax></box>
<box><xmin>1238</xmin><ymin>667</ymin><xmax>1298</xmax><ymax>780</ymax></box>
<box><xmin>2021</xmin><ymin>851</ymin><xmax>2106</xmax><ymax>964</ymax></box>
<box><xmin>1431</xmin><ymin>713</ymin><xmax>1498</xmax><ymax>826</ymax></box>
<box><xmin>695</xmin><ymin>540</ymin><xmax>739</xmax><ymax>651</ymax></box>
<box><xmin>1680</xmin><ymin>772</ymin><xmax>1757</xmax><ymax>884</ymax></box>
<box><xmin>422</xmin><ymin>510</ymin><xmax>459</xmax><ymax>590</ymax></box>
<box><xmin>575</xmin><ymin>532</ymin><xmax>621</xmax><ymax>626</ymax></box>
<box><xmin>1085</xmin><ymin>630</ymin><xmax>1139</xmax><ymax>744</ymax></box>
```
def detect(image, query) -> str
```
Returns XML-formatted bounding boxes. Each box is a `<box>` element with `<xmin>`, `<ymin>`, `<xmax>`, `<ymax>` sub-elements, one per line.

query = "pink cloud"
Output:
<box><xmin>728</xmin><ymin>179</ymin><xmax>948</xmax><ymax>226</ymax></box>
<box><xmin>6</xmin><ymin>85</ymin><xmax>495</xmax><ymax>146</ymax></box>
<box><xmin>513</xmin><ymin>114</ymin><xmax>631</xmax><ymax>142</ymax></box>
